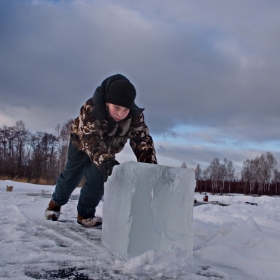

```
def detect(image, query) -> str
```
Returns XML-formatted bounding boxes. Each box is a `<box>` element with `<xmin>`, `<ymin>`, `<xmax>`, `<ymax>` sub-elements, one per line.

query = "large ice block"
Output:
<box><xmin>101</xmin><ymin>161</ymin><xmax>195</xmax><ymax>260</ymax></box>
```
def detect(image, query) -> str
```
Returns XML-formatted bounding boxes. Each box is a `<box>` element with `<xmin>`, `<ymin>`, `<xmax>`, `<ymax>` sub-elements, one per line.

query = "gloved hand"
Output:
<box><xmin>139</xmin><ymin>150</ymin><xmax>152</xmax><ymax>163</ymax></box>
<box><xmin>101</xmin><ymin>159</ymin><xmax>120</xmax><ymax>182</ymax></box>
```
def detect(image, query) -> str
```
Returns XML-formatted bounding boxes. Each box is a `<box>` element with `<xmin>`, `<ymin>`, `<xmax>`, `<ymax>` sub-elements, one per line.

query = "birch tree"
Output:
<box><xmin>218</xmin><ymin>159</ymin><xmax>227</xmax><ymax>194</ymax></box>
<box><xmin>226</xmin><ymin>160</ymin><xmax>235</xmax><ymax>193</ymax></box>
<box><xmin>195</xmin><ymin>164</ymin><xmax>203</xmax><ymax>192</ymax></box>
<box><xmin>208</xmin><ymin>158</ymin><xmax>220</xmax><ymax>194</ymax></box>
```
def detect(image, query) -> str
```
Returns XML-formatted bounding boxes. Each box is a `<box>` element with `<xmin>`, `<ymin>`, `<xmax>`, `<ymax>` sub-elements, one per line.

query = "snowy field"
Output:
<box><xmin>0</xmin><ymin>180</ymin><xmax>279</xmax><ymax>280</ymax></box>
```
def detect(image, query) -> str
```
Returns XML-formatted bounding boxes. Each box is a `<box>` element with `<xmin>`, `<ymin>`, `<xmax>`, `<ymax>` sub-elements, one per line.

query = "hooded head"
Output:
<box><xmin>105</xmin><ymin>79</ymin><xmax>136</xmax><ymax>109</ymax></box>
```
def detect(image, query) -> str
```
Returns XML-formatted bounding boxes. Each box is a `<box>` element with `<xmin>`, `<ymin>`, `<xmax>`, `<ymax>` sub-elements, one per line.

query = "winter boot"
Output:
<box><xmin>77</xmin><ymin>213</ymin><xmax>102</xmax><ymax>228</ymax></box>
<box><xmin>45</xmin><ymin>199</ymin><xmax>61</xmax><ymax>221</ymax></box>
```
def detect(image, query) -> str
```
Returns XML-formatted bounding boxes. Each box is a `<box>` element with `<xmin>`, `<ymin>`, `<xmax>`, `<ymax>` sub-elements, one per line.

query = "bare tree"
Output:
<box><xmin>14</xmin><ymin>121</ymin><xmax>30</xmax><ymax>178</ymax></box>
<box><xmin>56</xmin><ymin>119</ymin><xmax>73</xmax><ymax>173</ymax></box>
<box><xmin>273</xmin><ymin>169</ymin><xmax>280</xmax><ymax>195</ymax></box>
<box><xmin>264</xmin><ymin>152</ymin><xmax>277</xmax><ymax>194</ymax></box>
<box><xmin>202</xmin><ymin>167</ymin><xmax>210</xmax><ymax>193</ymax></box>
<box><xmin>208</xmin><ymin>158</ymin><xmax>220</xmax><ymax>194</ymax></box>
<box><xmin>242</xmin><ymin>158</ymin><xmax>259</xmax><ymax>194</ymax></box>
<box><xmin>241</xmin><ymin>152</ymin><xmax>277</xmax><ymax>195</ymax></box>
<box><xmin>181</xmin><ymin>162</ymin><xmax>187</xmax><ymax>168</ymax></box>
<box><xmin>226</xmin><ymin>160</ymin><xmax>235</xmax><ymax>193</ymax></box>
<box><xmin>195</xmin><ymin>164</ymin><xmax>203</xmax><ymax>192</ymax></box>
<box><xmin>258</xmin><ymin>152</ymin><xmax>277</xmax><ymax>194</ymax></box>
<box><xmin>218</xmin><ymin>159</ymin><xmax>227</xmax><ymax>194</ymax></box>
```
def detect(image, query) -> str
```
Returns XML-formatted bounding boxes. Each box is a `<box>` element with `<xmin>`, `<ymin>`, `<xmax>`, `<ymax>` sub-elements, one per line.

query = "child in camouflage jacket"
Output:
<box><xmin>45</xmin><ymin>74</ymin><xmax>157</xmax><ymax>228</ymax></box>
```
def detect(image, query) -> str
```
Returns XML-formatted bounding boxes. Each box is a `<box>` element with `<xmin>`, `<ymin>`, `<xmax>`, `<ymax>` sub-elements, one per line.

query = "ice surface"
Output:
<box><xmin>102</xmin><ymin>161</ymin><xmax>196</xmax><ymax>260</ymax></box>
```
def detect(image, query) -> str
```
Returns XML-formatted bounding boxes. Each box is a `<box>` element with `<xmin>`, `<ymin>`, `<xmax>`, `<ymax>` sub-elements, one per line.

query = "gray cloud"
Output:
<box><xmin>1</xmin><ymin>0</ymin><xmax>280</xmax><ymax>168</ymax></box>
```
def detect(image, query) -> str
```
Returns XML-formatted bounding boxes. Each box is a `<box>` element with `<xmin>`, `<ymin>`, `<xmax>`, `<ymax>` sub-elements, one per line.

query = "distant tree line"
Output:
<box><xmin>1</xmin><ymin>121</ymin><xmax>280</xmax><ymax>195</ymax></box>
<box><xmin>193</xmin><ymin>152</ymin><xmax>280</xmax><ymax>195</ymax></box>
<box><xmin>0</xmin><ymin>120</ymin><xmax>72</xmax><ymax>184</ymax></box>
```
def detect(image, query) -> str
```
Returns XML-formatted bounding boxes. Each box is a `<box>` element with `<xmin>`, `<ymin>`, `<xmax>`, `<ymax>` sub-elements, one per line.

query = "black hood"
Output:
<box><xmin>91</xmin><ymin>74</ymin><xmax>144</xmax><ymax>120</ymax></box>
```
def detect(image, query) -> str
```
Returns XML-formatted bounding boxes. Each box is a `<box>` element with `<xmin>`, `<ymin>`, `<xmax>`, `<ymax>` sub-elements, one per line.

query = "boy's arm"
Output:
<box><xmin>128</xmin><ymin>113</ymin><xmax>157</xmax><ymax>164</ymax></box>
<box><xmin>70</xmin><ymin>99</ymin><xmax>114</xmax><ymax>168</ymax></box>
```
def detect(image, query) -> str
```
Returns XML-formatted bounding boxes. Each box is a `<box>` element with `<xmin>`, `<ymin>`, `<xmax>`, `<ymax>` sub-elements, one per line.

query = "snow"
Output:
<box><xmin>102</xmin><ymin>162</ymin><xmax>195</xmax><ymax>260</ymax></box>
<box><xmin>0</xmin><ymin>179</ymin><xmax>280</xmax><ymax>279</ymax></box>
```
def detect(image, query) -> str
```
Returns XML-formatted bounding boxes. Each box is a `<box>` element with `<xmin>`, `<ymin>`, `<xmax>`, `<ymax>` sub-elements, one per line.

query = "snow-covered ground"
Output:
<box><xmin>0</xmin><ymin>180</ymin><xmax>279</xmax><ymax>280</ymax></box>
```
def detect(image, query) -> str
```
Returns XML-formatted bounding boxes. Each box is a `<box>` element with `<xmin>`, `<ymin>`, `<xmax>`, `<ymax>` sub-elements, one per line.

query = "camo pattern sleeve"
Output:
<box><xmin>128</xmin><ymin>113</ymin><xmax>157</xmax><ymax>164</ymax></box>
<box><xmin>70</xmin><ymin>99</ymin><xmax>113</xmax><ymax>168</ymax></box>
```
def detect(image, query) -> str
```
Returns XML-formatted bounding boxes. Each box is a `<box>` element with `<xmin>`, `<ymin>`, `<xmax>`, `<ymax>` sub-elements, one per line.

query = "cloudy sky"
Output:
<box><xmin>1</xmin><ymin>0</ymin><xmax>280</xmax><ymax>174</ymax></box>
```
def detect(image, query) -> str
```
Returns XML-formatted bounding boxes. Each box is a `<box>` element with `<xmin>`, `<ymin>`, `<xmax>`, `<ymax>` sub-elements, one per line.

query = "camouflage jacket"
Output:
<box><xmin>70</xmin><ymin>74</ymin><xmax>157</xmax><ymax>169</ymax></box>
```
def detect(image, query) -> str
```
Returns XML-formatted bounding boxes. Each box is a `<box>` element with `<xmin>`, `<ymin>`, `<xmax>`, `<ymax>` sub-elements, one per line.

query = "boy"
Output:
<box><xmin>45</xmin><ymin>74</ymin><xmax>157</xmax><ymax>228</ymax></box>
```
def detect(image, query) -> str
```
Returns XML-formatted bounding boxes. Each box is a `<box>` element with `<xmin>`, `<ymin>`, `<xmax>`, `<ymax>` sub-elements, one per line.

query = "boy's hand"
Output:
<box><xmin>101</xmin><ymin>159</ymin><xmax>120</xmax><ymax>182</ymax></box>
<box><xmin>139</xmin><ymin>150</ymin><xmax>152</xmax><ymax>163</ymax></box>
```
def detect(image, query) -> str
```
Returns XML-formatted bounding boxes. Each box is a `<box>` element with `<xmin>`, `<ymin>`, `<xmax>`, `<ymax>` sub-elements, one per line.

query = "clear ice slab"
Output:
<box><xmin>101</xmin><ymin>161</ymin><xmax>195</xmax><ymax>260</ymax></box>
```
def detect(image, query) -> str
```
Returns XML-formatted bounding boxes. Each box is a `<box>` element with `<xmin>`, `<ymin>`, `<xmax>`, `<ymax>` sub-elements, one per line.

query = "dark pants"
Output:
<box><xmin>52</xmin><ymin>141</ymin><xmax>104</xmax><ymax>219</ymax></box>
